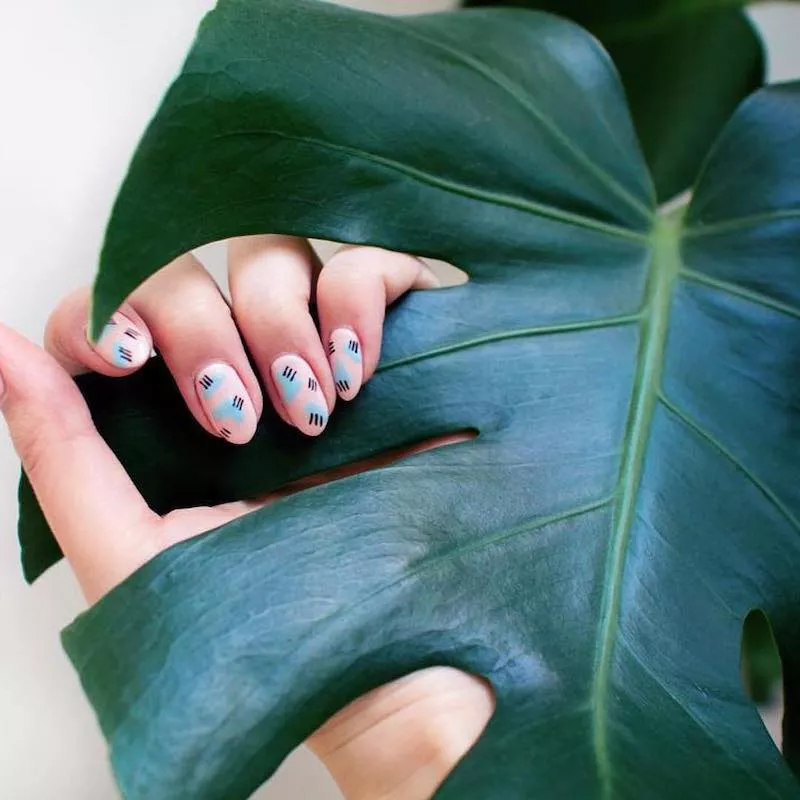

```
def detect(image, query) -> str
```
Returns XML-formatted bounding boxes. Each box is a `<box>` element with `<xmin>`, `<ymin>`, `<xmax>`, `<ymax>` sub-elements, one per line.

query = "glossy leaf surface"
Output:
<box><xmin>17</xmin><ymin>1</ymin><xmax>800</xmax><ymax>798</ymax></box>
<box><xmin>464</xmin><ymin>0</ymin><xmax>765</xmax><ymax>201</ymax></box>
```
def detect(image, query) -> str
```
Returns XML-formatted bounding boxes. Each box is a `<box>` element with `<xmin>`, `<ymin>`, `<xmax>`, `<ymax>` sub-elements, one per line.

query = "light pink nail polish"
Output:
<box><xmin>195</xmin><ymin>363</ymin><xmax>257</xmax><ymax>445</ymax></box>
<box><xmin>328</xmin><ymin>328</ymin><xmax>363</xmax><ymax>401</ymax></box>
<box><xmin>271</xmin><ymin>354</ymin><xmax>329</xmax><ymax>436</ymax></box>
<box><xmin>93</xmin><ymin>312</ymin><xmax>151</xmax><ymax>370</ymax></box>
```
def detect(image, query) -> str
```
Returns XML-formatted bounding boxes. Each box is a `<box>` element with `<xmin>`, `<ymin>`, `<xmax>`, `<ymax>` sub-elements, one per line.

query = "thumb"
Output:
<box><xmin>0</xmin><ymin>322</ymin><xmax>158</xmax><ymax>603</ymax></box>
<box><xmin>307</xmin><ymin>667</ymin><xmax>494</xmax><ymax>800</ymax></box>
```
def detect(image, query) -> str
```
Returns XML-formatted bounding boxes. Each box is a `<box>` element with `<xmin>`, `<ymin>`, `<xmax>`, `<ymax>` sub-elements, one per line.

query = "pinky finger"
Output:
<box><xmin>44</xmin><ymin>286</ymin><xmax>152</xmax><ymax>377</ymax></box>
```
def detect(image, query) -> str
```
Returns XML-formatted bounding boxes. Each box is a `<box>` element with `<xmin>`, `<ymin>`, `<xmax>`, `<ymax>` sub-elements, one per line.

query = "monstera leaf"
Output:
<box><xmin>464</xmin><ymin>0</ymin><xmax>766</xmax><ymax>202</ymax></box>
<box><xmin>17</xmin><ymin>1</ymin><xmax>800</xmax><ymax>798</ymax></box>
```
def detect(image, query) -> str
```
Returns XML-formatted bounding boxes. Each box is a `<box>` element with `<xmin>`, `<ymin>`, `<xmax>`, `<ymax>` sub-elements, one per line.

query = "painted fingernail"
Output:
<box><xmin>271</xmin><ymin>354</ymin><xmax>329</xmax><ymax>436</ymax></box>
<box><xmin>195</xmin><ymin>363</ymin><xmax>258</xmax><ymax>445</ymax></box>
<box><xmin>328</xmin><ymin>328</ymin><xmax>363</xmax><ymax>401</ymax></box>
<box><xmin>93</xmin><ymin>312</ymin><xmax>151</xmax><ymax>370</ymax></box>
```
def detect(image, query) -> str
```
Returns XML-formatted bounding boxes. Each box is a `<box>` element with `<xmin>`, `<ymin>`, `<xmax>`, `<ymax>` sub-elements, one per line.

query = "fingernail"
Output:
<box><xmin>92</xmin><ymin>312</ymin><xmax>150</xmax><ymax>369</ymax></box>
<box><xmin>419</xmin><ymin>264</ymin><xmax>442</xmax><ymax>289</ymax></box>
<box><xmin>328</xmin><ymin>328</ymin><xmax>363</xmax><ymax>401</ymax></box>
<box><xmin>271</xmin><ymin>354</ymin><xmax>329</xmax><ymax>436</ymax></box>
<box><xmin>195</xmin><ymin>363</ymin><xmax>258</xmax><ymax>445</ymax></box>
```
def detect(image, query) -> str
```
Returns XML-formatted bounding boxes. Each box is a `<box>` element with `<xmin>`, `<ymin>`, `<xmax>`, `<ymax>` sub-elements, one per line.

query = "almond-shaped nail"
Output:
<box><xmin>328</xmin><ymin>328</ymin><xmax>363</xmax><ymax>401</ymax></box>
<box><xmin>195</xmin><ymin>362</ymin><xmax>257</xmax><ymax>445</ymax></box>
<box><xmin>93</xmin><ymin>312</ymin><xmax>151</xmax><ymax>370</ymax></box>
<box><xmin>271</xmin><ymin>354</ymin><xmax>329</xmax><ymax>436</ymax></box>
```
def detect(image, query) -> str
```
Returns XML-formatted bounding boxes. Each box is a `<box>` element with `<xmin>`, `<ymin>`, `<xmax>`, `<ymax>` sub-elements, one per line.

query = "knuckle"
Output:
<box><xmin>317</xmin><ymin>256</ymin><xmax>371</xmax><ymax>298</ymax></box>
<box><xmin>11</xmin><ymin>376</ymin><xmax>94</xmax><ymax>480</ymax></box>
<box><xmin>18</xmin><ymin>413</ymin><xmax>92</xmax><ymax>482</ymax></box>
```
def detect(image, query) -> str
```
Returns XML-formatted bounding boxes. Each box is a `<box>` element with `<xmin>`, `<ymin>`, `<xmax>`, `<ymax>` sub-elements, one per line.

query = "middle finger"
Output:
<box><xmin>228</xmin><ymin>235</ymin><xmax>335</xmax><ymax>437</ymax></box>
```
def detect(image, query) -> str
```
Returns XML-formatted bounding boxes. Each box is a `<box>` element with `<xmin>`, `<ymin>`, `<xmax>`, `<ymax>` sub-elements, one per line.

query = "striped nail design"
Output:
<box><xmin>328</xmin><ymin>328</ymin><xmax>363</xmax><ymax>401</ymax></box>
<box><xmin>195</xmin><ymin>363</ymin><xmax>257</xmax><ymax>444</ymax></box>
<box><xmin>272</xmin><ymin>354</ymin><xmax>329</xmax><ymax>436</ymax></box>
<box><xmin>93</xmin><ymin>312</ymin><xmax>151</xmax><ymax>370</ymax></box>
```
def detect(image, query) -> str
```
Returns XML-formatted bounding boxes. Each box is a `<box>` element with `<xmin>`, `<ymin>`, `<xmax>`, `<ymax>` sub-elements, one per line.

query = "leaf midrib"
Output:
<box><xmin>591</xmin><ymin>212</ymin><xmax>681</xmax><ymax>797</ymax></box>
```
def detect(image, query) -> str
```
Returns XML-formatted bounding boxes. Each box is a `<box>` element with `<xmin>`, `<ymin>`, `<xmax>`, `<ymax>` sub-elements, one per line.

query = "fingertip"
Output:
<box><xmin>194</xmin><ymin>362</ymin><xmax>260</xmax><ymax>445</ymax></box>
<box><xmin>271</xmin><ymin>354</ymin><xmax>330</xmax><ymax>436</ymax></box>
<box><xmin>45</xmin><ymin>287</ymin><xmax>153</xmax><ymax>378</ymax></box>
<box><xmin>415</xmin><ymin>262</ymin><xmax>443</xmax><ymax>290</ymax></box>
<box><xmin>91</xmin><ymin>310</ymin><xmax>153</xmax><ymax>371</ymax></box>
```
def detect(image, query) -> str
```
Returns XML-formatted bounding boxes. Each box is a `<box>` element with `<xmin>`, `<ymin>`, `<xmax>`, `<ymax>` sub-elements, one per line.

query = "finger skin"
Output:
<box><xmin>228</xmin><ymin>235</ymin><xmax>334</xmax><ymax>436</ymax></box>
<box><xmin>317</xmin><ymin>246</ymin><xmax>440</xmax><ymax>400</ymax></box>
<box><xmin>308</xmin><ymin>667</ymin><xmax>494</xmax><ymax>800</ymax></box>
<box><xmin>45</xmin><ymin>286</ymin><xmax>152</xmax><ymax>377</ymax></box>
<box><xmin>130</xmin><ymin>252</ymin><xmax>262</xmax><ymax>445</ymax></box>
<box><xmin>0</xmin><ymin>322</ymin><xmax>159</xmax><ymax>603</ymax></box>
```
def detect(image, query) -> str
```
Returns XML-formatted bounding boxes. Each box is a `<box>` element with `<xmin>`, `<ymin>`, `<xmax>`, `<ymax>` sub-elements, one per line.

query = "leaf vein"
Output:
<box><xmin>406</xmin><ymin>495</ymin><xmax>615</xmax><ymax>580</ymax></box>
<box><xmin>658</xmin><ymin>393</ymin><xmax>800</xmax><ymax>538</ymax></box>
<box><xmin>393</xmin><ymin>18</ymin><xmax>655</xmax><ymax>221</ymax></box>
<box><xmin>619</xmin><ymin>637</ymin><xmax>786</xmax><ymax>800</ymax></box>
<box><xmin>377</xmin><ymin>312</ymin><xmax>642</xmax><ymax>373</ymax></box>
<box><xmin>680</xmin><ymin>268</ymin><xmax>800</xmax><ymax>321</ymax></box>
<box><xmin>208</xmin><ymin>128</ymin><xmax>648</xmax><ymax>241</ymax></box>
<box><xmin>685</xmin><ymin>208</ymin><xmax>800</xmax><ymax>238</ymax></box>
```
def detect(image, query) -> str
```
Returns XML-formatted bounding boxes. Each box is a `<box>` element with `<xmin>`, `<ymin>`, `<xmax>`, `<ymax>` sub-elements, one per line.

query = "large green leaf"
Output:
<box><xmin>17</xmin><ymin>1</ymin><xmax>800</xmax><ymax>798</ymax></box>
<box><xmin>464</xmin><ymin>0</ymin><xmax>765</xmax><ymax>202</ymax></box>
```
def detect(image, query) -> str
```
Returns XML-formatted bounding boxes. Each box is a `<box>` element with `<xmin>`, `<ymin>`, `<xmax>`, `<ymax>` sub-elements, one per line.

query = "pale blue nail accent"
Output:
<box><xmin>199</xmin><ymin>372</ymin><xmax>224</xmax><ymax>398</ymax></box>
<box><xmin>346</xmin><ymin>344</ymin><xmax>362</xmax><ymax>364</ymax></box>
<box><xmin>277</xmin><ymin>370</ymin><xmax>302</xmax><ymax>402</ymax></box>
<box><xmin>334</xmin><ymin>360</ymin><xmax>351</xmax><ymax>385</ymax></box>
<box><xmin>112</xmin><ymin>343</ymin><xmax>131</xmax><ymax>368</ymax></box>
<box><xmin>213</xmin><ymin>397</ymin><xmax>246</xmax><ymax>424</ymax></box>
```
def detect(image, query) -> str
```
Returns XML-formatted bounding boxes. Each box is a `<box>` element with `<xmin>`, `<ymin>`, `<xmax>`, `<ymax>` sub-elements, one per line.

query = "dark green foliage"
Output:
<box><xmin>464</xmin><ymin>0</ymin><xmax>765</xmax><ymax>201</ymax></box>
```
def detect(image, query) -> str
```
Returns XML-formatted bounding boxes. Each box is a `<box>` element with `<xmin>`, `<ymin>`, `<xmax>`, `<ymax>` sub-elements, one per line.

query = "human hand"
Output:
<box><xmin>1</xmin><ymin>236</ymin><xmax>493</xmax><ymax>799</ymax></box>
<box><xmin>45</xmin><ymin>235</ymin><xmax>441</xmax><ymax>442</ymax></box>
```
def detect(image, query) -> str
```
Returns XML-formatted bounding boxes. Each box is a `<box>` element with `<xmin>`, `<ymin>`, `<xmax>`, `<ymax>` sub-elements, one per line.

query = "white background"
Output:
<box><xmin>1</xmin><ymin>1</ymin><xmax>798</xmax><ymax>798</ymax></box>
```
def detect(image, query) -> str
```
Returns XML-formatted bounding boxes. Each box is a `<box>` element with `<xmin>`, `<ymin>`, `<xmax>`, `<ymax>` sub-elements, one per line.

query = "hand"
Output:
<box><xmin>44</xmin><ymin>235</ymin><xmax>441</xmax><ymax>441</ymax></box>
<box><xmin>1</xmin><ymin>236</ymin><xmax>493</xmax><ymax>800</ymax></box>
